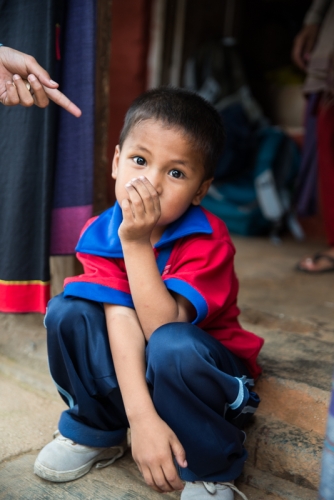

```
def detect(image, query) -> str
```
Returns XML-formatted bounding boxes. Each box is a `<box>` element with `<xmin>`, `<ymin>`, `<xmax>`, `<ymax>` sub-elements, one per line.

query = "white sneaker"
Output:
<box><xmin>34</xmin><ymin>431</ymin><xmax>127</xmax><ymax>482</ymax></box>
<box><xmin>181</xmin><ymin>481</ymin><xmax>248</xmax><ymax>499</ymax></box>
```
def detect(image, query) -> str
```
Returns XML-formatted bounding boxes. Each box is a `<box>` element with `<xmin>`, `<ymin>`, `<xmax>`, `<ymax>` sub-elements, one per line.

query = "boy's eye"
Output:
<box><xmin>133</xmin><ymin>156</ymin><xmax>146</xmax><ymax>166</ymax></box>
<box><xmin>169</xmin><ymin>169</ymin><xmax>184</xmax><ymax>179</ymax></box>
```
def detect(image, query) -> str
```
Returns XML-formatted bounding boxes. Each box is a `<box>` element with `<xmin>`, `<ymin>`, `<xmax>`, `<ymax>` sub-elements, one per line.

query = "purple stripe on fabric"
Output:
<box><xmin>295</xmin><ymin>93</ymin><xmax>319</xmax><ymax>216</ymax></box>
<box><xmin>50</xmin><ymin>205</ymin><xmax>93</xmax><ymax>255</ymax></box>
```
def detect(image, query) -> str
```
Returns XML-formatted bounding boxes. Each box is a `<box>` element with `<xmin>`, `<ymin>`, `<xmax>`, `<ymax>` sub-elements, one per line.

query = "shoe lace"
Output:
<box><xmin>52</xmin><ymin>430</ymin><xmax>74</xmax><ymax>444</ymax></box>
<box><xmin>95</xmin><ymin>444</ymin><xmax>127</xmax><ymax>469</ymax></box>
<box><xmin>203</xmin><ymin>482</ymin><xmax>248</xmax><ymax>499</ymax></box>
<box><xmin>53</xmin><ymin>429</ymin><xmax>126</xmax><ymax>468</ymax></box>
<box><xmin>52</xmin><ymin>430</ymin><xmax>78</xmax><ymax>446</ymax></box>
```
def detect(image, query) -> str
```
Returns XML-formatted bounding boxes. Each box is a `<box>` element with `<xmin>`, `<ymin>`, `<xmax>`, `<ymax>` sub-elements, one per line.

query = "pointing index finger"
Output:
<box><xmin>43</xmin><ymin>86</ymin><xmax>82</xmax><ymax>117</ymax></box>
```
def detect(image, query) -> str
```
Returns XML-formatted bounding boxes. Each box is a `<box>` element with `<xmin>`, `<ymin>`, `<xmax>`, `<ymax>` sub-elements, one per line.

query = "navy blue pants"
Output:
<box><xmin>46</xmin><ymin>293</ymin><xmax>259</xmax><ymax>482</ymax></box>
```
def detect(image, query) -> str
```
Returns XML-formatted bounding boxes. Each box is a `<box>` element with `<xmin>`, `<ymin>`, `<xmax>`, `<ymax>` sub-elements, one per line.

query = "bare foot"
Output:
<box><xmin>297</xmin><ymin>247</ymin><xmax>334</xmax><ymax>273</ymax></box>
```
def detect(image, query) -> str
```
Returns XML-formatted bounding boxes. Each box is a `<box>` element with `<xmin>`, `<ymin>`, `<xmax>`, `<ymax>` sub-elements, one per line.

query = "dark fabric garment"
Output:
<box><xmin>50</xmin><ymin>0</ymin><xmax>96</xmax><ymax>255</ymax></box>
<box><xmin>46</xmin><ymin>293</ymin><xmax>260</xmax><ymax>482</ymax></box>
<box><xmin>295</xmin><ymin>93</ymin><xmax>320</xmax><ymax>217</ymax></box>
<box><xmin>215</xmin><ymin>103</ymin><xmax>257</xmax><ymax>182</ymax></box>
<box><xmin>317</xmin><ymin>102</ymin><xmax>334</xmax><ymax>246</ymax></box>
<box><xmin>0</xmin><ymin>0</ymin><xmax>57</xmax><ymax>312</ymax></box>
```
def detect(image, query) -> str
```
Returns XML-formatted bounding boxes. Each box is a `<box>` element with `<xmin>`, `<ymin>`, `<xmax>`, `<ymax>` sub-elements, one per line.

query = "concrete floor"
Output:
<box><xmin>0</xmin><ymin>235</ymin><xmax>333</xmax><ymax>499</ymax></box>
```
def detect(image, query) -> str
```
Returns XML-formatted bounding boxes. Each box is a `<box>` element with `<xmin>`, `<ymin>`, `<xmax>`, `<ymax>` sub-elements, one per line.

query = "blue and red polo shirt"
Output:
<box><xmin>64</xmin><ymin>202</ymin><xmax>264</xmax><ymax>378</ymax></box>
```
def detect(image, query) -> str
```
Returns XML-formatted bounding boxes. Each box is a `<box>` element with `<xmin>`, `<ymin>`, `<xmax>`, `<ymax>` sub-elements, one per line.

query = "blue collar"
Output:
<box><xmin>76</xmin><ymin>202</ymin><xmax>212</xmax><ymax>258</ymax></box>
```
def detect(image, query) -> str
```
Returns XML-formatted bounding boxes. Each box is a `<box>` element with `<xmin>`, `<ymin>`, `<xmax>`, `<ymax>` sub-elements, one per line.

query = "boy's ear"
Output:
<box><xmin>111</xmin><ymin>145</ymin><xmax>120</xmax><ymax>180</ymax></box>
<box><xmin>192</xmin><ymin>177</ymin><xmax>213</xmax><ymax>206</ymax></box>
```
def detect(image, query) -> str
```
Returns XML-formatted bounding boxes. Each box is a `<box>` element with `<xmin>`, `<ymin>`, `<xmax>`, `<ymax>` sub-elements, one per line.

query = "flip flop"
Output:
<box><xmin>296</xmin><ymin>252</ymin><xmax>334</xmax><ymax>274</ymax></box>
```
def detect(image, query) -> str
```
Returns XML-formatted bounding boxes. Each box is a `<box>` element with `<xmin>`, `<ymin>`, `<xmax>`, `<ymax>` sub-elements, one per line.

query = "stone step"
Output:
<box><xmin>241</xmin><ymin>312</ymin><xmax>333</xmax><ymax>393</ymax></box>
<box><xmin>237</xmin><ymin>308</ymin><xmax>332</xmax><ymax>495</ymax></box>
<box><xmin>255</xmin><ymin>375</ymin><xmax>328</xmax><ymax>437</ymax></box>
<box><xmin>245</xmin><ymin>414</ymin><xmax>322</xmax><ymax>490</ymax></box>
<box><xmin>240</xmin><ymin>307</ymin><xmax>334</xmax><ymax>344</ymax></box>
<box><xmin>0</xmin><ymin>354</ymin><xmax>59</xmax><ymax>399</ymax></box>
<box><xmin>237</xmin><ymin>465</ymin><xmax>318</xmax><ymax>500</ymax></box>
<box><xmin>257</xmin><ymin>337</ymin><xmax>332</xmax><ymax>392</ymax></box>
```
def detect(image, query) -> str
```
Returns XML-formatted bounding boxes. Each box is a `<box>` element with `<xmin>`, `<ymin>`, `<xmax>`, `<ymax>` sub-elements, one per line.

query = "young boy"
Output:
<box><xmin>34</xmin><ymin>87</ymin><xmax>263</xmax><ymax>499</ymax></box>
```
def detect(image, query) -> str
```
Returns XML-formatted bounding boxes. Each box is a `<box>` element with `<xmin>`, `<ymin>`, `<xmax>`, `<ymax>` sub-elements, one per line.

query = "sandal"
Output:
<box><xmin>296</xmin><ymin>252</ymin><xmax>334</xmax><ymax>274</ymax></box>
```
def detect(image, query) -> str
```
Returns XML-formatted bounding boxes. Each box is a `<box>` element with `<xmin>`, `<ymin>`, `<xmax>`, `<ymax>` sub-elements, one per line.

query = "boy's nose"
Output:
<box><xmin>146</xmin><ymin>171</ymin><xmax>163</xmax><ymax>195</ymax></box>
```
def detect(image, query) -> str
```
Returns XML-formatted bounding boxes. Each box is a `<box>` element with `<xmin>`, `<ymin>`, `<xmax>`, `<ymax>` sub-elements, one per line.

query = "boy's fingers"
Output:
<box><xmin>171</xmin><ymin>439</ymin><xmax>187</xmax><ymax>469</ymax></box>
<box><xmin>130</xmin><ymin>178</ymin><xmax>156</xmax><ymax>214</ymax></box>
<box><xmin>12</xmin><ymin>74</ymin><xmax>34</xmax><ymax>106</ymax></box>
<box><xmin>27</xmin><ymin>74</ymin><xmax>49</xmax><ymax>108</ymax></box>
<box><xmin>138</xmin><ymin>176</ymin><xmax>160</xmax><ymax>212</ymax></box>
<box><xmin>125</xmin><ymin>182</ymin><xmax>146</xmax><ymax>217</ymax></box>
<box><xmin>141</xmin><ymin>466</ymin><xmax>164</xmax><ymax>493</ymax></box>
<box><xmin>151</xmin><ymin>466</ymin><xmax>174</xmax><ymax>492</ymax></box>
<box><xmin>161</xmin><ymin>462</ymin><xmax>184</xmax><ymax>491</ymax></box>
<box><xmin>43</xmin><ymin>86</ymin><xmax>82</xmax><ymax>117</ymax></box>
<box><xmin>121</xmin><ymin>198</ymin><xmax>135</xmax><ymax>219</ymax></box>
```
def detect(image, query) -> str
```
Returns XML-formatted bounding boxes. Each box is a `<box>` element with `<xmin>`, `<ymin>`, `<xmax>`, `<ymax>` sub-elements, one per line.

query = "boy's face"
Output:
<box><xmin>112</xmin><ymin>119</ymin><xmax>212</xmax><ymax>241</ymax></box>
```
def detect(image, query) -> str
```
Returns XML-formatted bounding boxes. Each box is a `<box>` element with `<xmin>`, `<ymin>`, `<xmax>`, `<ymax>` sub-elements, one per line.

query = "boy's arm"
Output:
<box><xmin>119</xmin><ymin>177</ymin><xmax>196</xmax><ymax>340</ymax></box>
<box><xmin>104</xmin><ymin>304</ymin><xmax>187</xmax><ymax>493</ymax></box>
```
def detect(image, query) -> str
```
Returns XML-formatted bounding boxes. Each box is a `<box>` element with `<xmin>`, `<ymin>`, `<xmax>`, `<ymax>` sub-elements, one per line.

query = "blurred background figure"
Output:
<box><xmin>292</xmin><ymin>0</ymin><xmax>334</xmax><ymax>273</ymax></box>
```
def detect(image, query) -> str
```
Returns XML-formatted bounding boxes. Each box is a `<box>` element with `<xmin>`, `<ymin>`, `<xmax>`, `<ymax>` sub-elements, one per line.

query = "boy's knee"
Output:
<box><xmin>147</xmin><ymin>322</ymin><xmax>202</xmax><ymax>374</ymax></box>
<box><xmin>45</xmin><ymin>293</ymin><xmax>103</xmax><ymax>342</ymax></box>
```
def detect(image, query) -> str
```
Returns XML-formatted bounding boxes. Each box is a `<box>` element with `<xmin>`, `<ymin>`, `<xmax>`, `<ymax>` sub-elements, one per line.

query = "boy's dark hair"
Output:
<box><xmin>119</xmin><ymin>87</ymin><xmax>225</xmax><ymax>179</ymax></box>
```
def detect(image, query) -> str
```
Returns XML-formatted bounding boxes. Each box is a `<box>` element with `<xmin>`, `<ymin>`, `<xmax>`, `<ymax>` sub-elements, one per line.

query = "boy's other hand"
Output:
<box><xmin>119</xmin><ymin>176</ymin><xmax>161</xmax><ymax>244</ymax></box>
<box><xmin>0</xmin><ymin>46</ymin><xmax>81</xmax><ymax>116</ymax></box>
<box><xmin>130</xmin><ymin>411</ymin><xmax>187</xmax><ymax>493</ymax></box>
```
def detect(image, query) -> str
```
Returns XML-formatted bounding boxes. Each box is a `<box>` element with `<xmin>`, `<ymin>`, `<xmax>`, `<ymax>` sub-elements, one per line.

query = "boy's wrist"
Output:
<box><xmin>127</xmin><ymin>405</ymin><xmax>157</xmax><ymax>425</ymax></box>
<box><xmin>120</xmin><ymin>238</ymin><xmax>152</xmax><ymax>252</ymax></box>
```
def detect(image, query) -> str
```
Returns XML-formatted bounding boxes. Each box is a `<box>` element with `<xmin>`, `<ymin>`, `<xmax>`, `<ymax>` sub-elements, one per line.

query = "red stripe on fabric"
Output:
<box><xmin>56</xmin><ymin>24</ymin><xmax>61</xmax><ymax>60</ymax></box>
<box><xmin>0</xmin><ymin>283</ymin><xmax>50</xmax><ymax>313</ymax></box>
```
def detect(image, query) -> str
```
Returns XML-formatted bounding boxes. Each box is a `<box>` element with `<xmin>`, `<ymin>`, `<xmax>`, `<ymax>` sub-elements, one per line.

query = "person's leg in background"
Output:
<box><xmin>317</xmin><ymin>102</ymin><xmax>334</xmax><ymax>248</ymax></box>
<box><xmin>298</xmin><ymin>101</ymin><xmax>334</xmax><ymax>272</ymax></box>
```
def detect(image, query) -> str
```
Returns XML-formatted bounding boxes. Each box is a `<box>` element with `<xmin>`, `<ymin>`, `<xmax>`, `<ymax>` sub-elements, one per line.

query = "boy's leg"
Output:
<box><xmin>146</xmin><ymin>322</ymin><xmax>259</xmax><ymax>483</ymax></box>
<box><xmin>45</xmin><ymin>293</ymin><xmax>128</xmax><ymax>447</ymax></box>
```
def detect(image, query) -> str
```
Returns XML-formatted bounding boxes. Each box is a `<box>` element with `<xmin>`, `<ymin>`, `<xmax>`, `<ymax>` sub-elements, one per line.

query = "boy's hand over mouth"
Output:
<box><xmin>118</xmin><ymin>176</ymin><xmax>161</xmax><ymax>244</ymax></box>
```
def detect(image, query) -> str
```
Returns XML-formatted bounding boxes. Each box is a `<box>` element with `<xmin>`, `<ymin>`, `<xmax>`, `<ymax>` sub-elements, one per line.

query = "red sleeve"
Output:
<box><xmin>162</xmin><ymin>231</ymin><xmax>237</xmax><ymax>324</ymax></box>
<box><xmin>63</xmin><ymin>217</ymin><xmax>133</xmax><ymax>306</ymax></box>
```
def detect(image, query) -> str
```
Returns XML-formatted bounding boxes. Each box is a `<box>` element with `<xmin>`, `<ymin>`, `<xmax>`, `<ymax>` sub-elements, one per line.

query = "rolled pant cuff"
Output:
<box><xmin>177</xmin><ymin>454</ymin><xmax>246</xmax><ymax>483</ymax></box>
<box><xmin>59</xmin><ymin>410</ymin><xmax>127</xmax><ymax>448</ymax></box>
